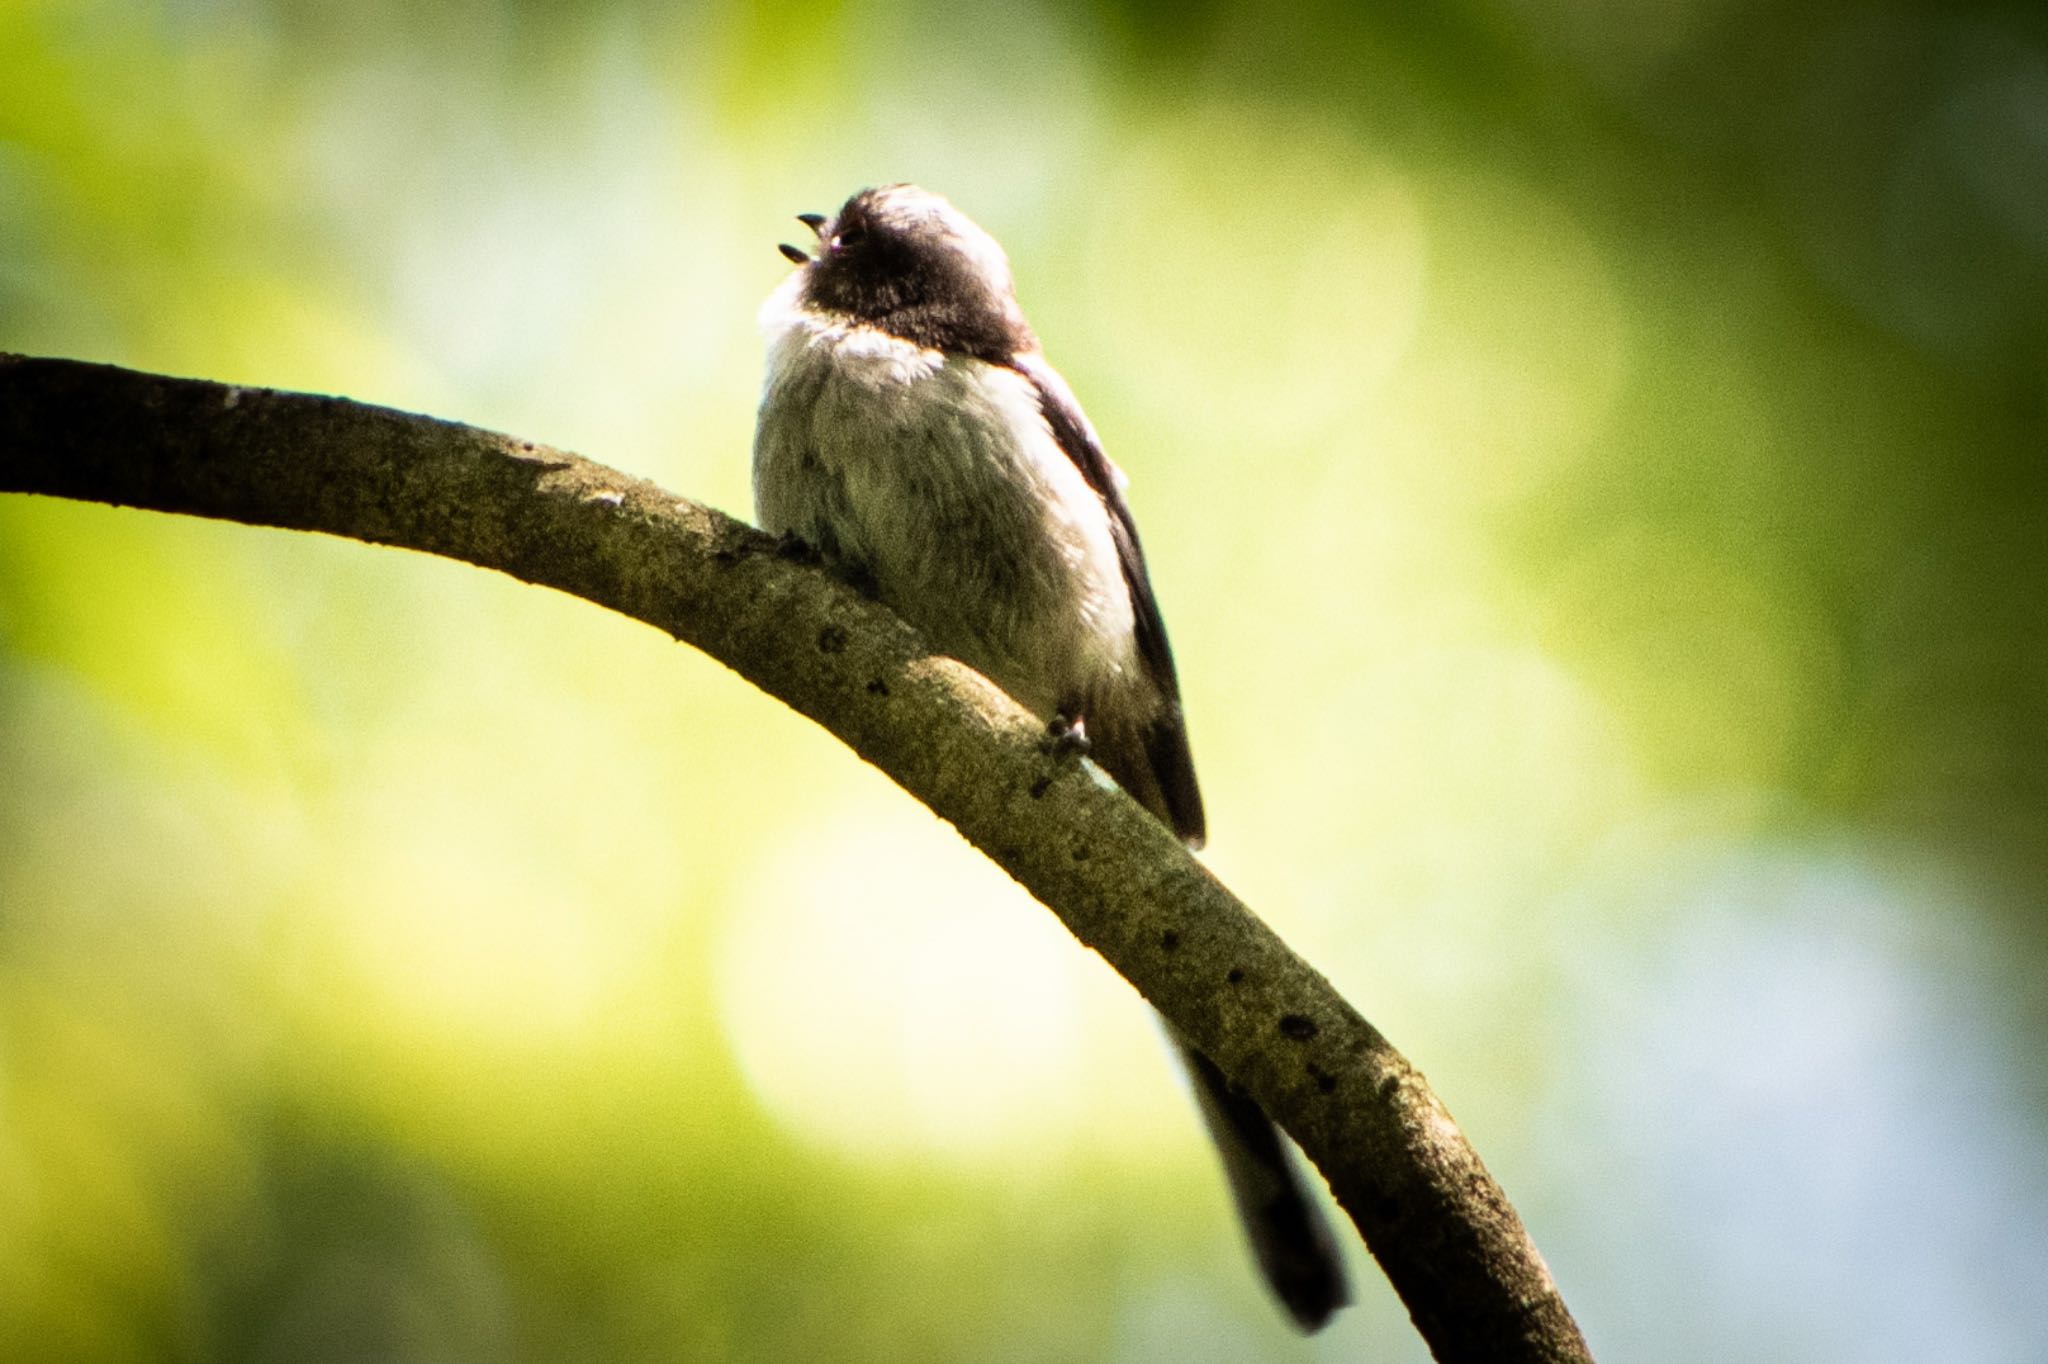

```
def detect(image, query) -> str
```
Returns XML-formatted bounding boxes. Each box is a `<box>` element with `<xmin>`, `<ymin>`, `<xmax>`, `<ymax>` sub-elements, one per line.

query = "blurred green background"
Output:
<box><xmin>4</xmin><ymin>0</ymin><xmax>2047</xmax><ymax>1359</ymax></box>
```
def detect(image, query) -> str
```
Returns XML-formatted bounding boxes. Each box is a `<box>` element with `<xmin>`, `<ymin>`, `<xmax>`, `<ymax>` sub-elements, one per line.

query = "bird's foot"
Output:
<box><xmin>1044</xmin><ymin>713</ymin><xmax>1091</xmax><ymax>758</ymax></box>
<box><xmin>772</xmin><ymin>530</ymin><xmax>820</xmax><ymax>564</ymax></box>
<box><xmin>774</xmin><ymin>533</ymin><xmax>879</xmax><ymax>598</ymax></box>
<box><xmin>837</xmin><ymin>560</ymin><xmax>881</xmax><ymax>599</ymax></box>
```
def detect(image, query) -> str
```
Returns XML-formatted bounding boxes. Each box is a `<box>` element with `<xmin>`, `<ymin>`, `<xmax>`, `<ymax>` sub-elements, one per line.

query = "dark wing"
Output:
<box><xmin>1012</xmin><ymin>352</ymin><xmax>1207</xmax><ymax>848</ymax></box>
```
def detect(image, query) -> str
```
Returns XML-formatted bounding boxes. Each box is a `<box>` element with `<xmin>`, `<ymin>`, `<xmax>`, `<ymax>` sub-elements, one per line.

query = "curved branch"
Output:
<box><xmin>0</xmin><ymin>353</ymin><xmax>1592</xmax><ymax>1363</ymax></box>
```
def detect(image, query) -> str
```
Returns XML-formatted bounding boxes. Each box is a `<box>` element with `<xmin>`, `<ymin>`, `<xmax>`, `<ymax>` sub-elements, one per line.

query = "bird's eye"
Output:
<box><xmin>832</xmin><ymin>223</ymin><xmax>867</xmax><ymax>251</ymax></box>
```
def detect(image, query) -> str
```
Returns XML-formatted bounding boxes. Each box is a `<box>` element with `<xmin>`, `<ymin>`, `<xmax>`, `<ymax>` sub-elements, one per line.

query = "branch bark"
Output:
<box><xmin>0</xmin><ymin>353</ymin><xmax>1592</xmax><ymax>1363</ymax></box>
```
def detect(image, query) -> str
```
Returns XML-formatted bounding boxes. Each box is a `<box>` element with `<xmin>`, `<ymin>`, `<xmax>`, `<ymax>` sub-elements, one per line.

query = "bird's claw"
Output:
<box><xmin>1044</xmin><ymin>714</ymin><xmax>1091</xmax><ymax>758</ymax></box>
<box><xmin>772</xmin><ymin>530</ymin><xmax>821</xmax><ymax>564</ymax></box>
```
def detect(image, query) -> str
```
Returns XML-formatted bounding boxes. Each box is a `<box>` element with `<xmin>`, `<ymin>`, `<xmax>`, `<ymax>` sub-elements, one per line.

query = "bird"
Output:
<box><xmin>752</xmin><ymin>183</ymin><xmax>1349</xmax><ymax>1331</ymax></box>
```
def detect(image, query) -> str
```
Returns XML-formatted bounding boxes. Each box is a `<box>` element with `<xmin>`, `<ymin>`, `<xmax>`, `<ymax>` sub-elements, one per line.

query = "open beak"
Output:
<box><xmin>779</xmin><ymin>213</ymin><xmax>827</xmax><ymax>265</ymax></box>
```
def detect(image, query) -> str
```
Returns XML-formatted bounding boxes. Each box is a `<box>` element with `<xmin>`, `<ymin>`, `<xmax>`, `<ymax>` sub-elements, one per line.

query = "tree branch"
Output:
<box><xmin>0</xmin><ymin>353</ymin><xmax>1592</xmax><ymax>1363</ymax></box>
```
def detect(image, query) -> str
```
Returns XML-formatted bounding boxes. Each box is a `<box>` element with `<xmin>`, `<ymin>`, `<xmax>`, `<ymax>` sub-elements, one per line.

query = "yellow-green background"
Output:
<box><xmin>4</xmin><ymin>1</ymin><xmax>2046</xmax><ymax>1360</ymax></box>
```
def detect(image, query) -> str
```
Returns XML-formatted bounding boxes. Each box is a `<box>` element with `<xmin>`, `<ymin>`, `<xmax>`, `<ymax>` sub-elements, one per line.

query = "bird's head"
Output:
<box><xmin>778</xmin><ymin>184</ymin><xmax>1031</xmax><ymax>359</ymax></box>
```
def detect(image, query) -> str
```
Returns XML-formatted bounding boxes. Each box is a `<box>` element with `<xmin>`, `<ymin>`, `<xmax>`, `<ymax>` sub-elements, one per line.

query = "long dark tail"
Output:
<box><xmin>1172</xmin><ymin>1029</ymin><xmax>1350</xmax><ymax>1331</ymax></box>
<box><xmin>1090</xmin><ymin>718</ymin><xmax>1346</xmax><ymax>1328</ymax></box>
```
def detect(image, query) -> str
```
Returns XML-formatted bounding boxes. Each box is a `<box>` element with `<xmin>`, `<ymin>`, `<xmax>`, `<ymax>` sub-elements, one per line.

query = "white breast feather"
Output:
<box><xmin>754</xmin><ymin>276</ymin><xmax>1138</xmax><ymax>716</ymax></box>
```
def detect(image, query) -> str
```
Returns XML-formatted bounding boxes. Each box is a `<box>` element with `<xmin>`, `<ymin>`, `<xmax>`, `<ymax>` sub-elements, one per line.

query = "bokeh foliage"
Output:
<box><xmin>3</xmin><ymin>1</ymin><xmax>2046</xmax><ymax>1360</ymax></box>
